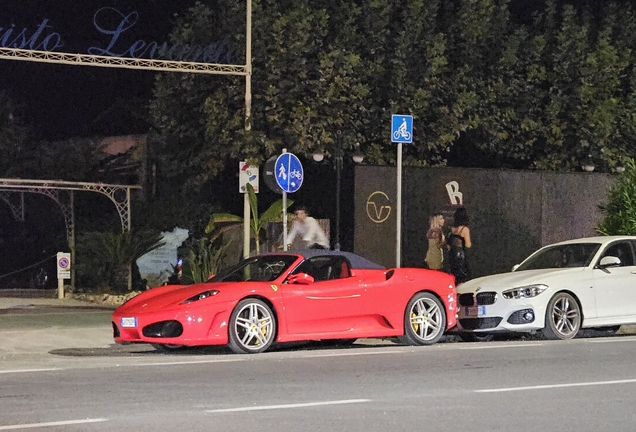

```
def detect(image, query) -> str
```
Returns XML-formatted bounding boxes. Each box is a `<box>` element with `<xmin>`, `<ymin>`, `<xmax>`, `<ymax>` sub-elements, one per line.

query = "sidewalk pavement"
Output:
<box><xmin>0</xmin><ymin>295</ymin><xmax>113</xmax><ymax>310</ymax></box>
<box><xmin>0</xmin><ymin>289</ymin><xmax>122</xmax><ymax>310</ymax></box>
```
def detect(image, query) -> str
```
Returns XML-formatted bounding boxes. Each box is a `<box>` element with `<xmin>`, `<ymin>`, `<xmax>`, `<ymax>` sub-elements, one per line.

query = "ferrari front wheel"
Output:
<box><xmin>399</xmin><ymin>292</ymin><xmax>446</xmax><ymax>346</ymax></box>
<box><xmin>228</xmin><ymin>298</ymin><xmax>277</xmax><ymax>354</ymax></box>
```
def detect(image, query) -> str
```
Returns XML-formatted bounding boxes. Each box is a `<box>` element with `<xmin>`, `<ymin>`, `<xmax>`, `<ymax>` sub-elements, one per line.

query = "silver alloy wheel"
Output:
<box><xmin>399</xmin><ymin>292</ymin><xmax>446</xmax><ymax>346</ymax></box>
<box><xmin>409</xmin><ymin>296</ymin><xmax>443</xmax><ymax>341</ymax></box>
<box><xmin>542</xmin><ymin>292</ymin><xmax>581</xmax><ymax>340</ymax></box>
<box><xmin>229</xmin><ymin>299</ymin><xmax>276</xmax><ymax>353</ymax></box>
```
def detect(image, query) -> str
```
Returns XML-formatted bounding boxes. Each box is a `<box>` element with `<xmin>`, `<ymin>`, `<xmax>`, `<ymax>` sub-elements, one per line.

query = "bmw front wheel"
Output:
<box><xmin>542</xmin><ymin>292</ymin><xmax>581</xmax><ymax>340</ymax></box>
<box><xmin>399</xmin><ymin>292</ymin><xmax>446</xmax><ymax>346</ymax></box>
<box><xmin>228</xmin><ymin>298</ymin><xmax>277</xmax><ymax>354</ymax></box>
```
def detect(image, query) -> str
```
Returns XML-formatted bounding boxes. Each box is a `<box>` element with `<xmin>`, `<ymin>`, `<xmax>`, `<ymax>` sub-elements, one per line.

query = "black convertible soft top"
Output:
<box><xmin>272</xmin><ymin>250</ymin><xmax>387</xmax><ymax>270</ymax></box>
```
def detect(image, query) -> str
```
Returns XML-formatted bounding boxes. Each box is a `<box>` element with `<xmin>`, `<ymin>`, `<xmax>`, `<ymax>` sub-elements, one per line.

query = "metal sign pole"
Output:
<box><xmin>391</xmin><ymin>114</ymin><xmax>411</xmax><ymax>269</ymax></box>
<box><xmin>282</xmin><ymin>191</ymin><xmax>288</xmax><ymax>251</ymax></box>
<box><xmin>396</xmin><ymin>142</ymin><xmax>402</xmax><ymax>268</ymax></box>
<box><xmin>242</xmin><ymin>0</ymin><xmax>253</xmax><ymax>259</ymax></box>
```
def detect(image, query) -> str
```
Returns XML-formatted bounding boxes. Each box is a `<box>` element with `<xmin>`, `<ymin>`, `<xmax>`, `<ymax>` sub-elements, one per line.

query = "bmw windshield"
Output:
<box><xmin>515</xmin><ymin>243</ymin><xmax>601</xmax><ymax>271</ymax></box>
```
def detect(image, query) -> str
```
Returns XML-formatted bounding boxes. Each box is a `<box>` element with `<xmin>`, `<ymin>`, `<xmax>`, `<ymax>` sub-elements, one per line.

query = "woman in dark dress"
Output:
<box><xmin>448</xmin><ymin>207</ymin><xmax>472</xmax><ymax>284</ymax></box>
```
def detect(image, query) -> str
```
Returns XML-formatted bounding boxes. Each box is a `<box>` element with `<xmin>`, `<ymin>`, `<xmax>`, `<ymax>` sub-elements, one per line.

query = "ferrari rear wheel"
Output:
<box><xmin>542</xmin><ymin>292</ymin><xmax>581</xmax><ymax>340</ymax></box>
<box><xmin>399</xmin><ymin>292</ymin><xmax>446</xmax><ymax>346</ymax></box>
<box><xmin>228</xmin><ymin>298</ymin><xmax>277</xmax><ymax>354</ymax></box>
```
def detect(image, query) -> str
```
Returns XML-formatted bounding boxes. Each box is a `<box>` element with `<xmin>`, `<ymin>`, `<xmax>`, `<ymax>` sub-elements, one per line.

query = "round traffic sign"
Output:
<box><xmin>274</xmin><ymin>153</ymin><xmax>304</xmax><ymax>193</ymax></box>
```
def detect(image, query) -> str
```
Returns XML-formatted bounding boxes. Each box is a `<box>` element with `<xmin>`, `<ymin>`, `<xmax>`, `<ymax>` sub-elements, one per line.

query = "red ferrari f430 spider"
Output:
<box><xmin>112</xmin><ymin>250</ymin><xmax>457</xmax><ymax>354</ymax></box>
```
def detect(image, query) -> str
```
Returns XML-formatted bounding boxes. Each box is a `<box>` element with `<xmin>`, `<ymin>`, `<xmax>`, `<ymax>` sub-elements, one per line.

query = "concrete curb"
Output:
<box><xmin>0</xmin><ymin>289</ymin><xmax>138</xmax><ymax>309</ymax></box>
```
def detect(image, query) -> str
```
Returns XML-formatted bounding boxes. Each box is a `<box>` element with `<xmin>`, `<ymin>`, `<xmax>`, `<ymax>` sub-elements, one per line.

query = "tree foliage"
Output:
<box><xmin>597</xmin><ymin>158</ymin><xmax>636</xmax><ymax>235</ymax></box>
<box><xmin>149</xmin><ymin>0</ymin><xmax>636</xmax><ymax>197</ymax></box>
<box><xmin>0</xmin><ymin>91</ymin><xmax>37</xmax><ymax>178</ymax></box>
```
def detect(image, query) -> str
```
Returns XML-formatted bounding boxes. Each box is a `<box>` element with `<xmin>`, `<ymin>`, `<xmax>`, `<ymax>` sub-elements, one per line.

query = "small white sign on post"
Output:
<box><xmin>57</xmin><ymin>252</ymin><xmax>71</xmax><ymax>299</ymax></box>
<box><xmin>239</xmin><ymin>162</ymin><xmax>259</xmax><ymax>193</ymax></box>
<box><xmin>240</xmin><ymin>162</ymin><xmax>260</xmax><ymax>258</ymax></box>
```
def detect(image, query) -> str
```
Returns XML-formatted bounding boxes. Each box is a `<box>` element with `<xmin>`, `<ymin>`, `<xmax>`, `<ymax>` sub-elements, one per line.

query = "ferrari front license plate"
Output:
<box><xmin>120</xmin><ymin>317</ymin><xmax>137</xmax><ymax>328</ymax></box>
<box><xmin>464</xmin><ymin>306</ymin><xmax>486</xmax><ymax>317</ymax></box>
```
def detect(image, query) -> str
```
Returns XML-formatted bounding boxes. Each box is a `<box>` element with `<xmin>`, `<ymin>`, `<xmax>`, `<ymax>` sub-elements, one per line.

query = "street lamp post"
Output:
<box><xmin>313</xmin><ymin>132</ymin><xmax>362</xmax><ymax>251</ymax></box>
<box><xmin>334</xmin><ymin>132</ymin><xmax>343</xmax><ymax>251</ymax></box>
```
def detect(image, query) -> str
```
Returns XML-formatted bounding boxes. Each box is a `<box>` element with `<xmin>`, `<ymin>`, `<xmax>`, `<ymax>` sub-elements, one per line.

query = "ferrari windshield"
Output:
<box><xmin>515</xmin><ymin>243</ymin><xmax>601</xmax><ymax>271</ymax></box>
<box><xmin>210</xmin><ymin>255</ymin><xmax>298</xmax><ymax>282</ymax></box>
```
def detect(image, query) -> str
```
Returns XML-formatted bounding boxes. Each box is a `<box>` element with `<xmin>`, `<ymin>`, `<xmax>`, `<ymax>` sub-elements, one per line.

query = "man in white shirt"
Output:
<box><xmin>287</xmin><ymin>206</ymin><xmax>330</xmax><ymax>250</ymax></box>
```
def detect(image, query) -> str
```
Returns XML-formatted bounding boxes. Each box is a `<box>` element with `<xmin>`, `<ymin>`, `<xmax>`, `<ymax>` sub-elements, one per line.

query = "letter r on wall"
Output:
<box><xmin>445</xmin><ymin>181</ymin><xmax>463</xmax><ymax>206</ymax></box>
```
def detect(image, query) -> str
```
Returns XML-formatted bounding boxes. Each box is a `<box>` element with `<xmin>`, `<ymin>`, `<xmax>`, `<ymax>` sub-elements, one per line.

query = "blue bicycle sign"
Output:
<box><xmin>391</xmin><ymin>114</ymin><xmax>413</xmax><ymax>143</ymax></box>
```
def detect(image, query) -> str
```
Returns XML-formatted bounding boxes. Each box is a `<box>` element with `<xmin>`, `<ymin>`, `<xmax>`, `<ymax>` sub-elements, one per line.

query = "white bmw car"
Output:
<box><xmin>455</xmin><ymin>236</ymin><xmax>636</xmax><ymax>340</ymax></box>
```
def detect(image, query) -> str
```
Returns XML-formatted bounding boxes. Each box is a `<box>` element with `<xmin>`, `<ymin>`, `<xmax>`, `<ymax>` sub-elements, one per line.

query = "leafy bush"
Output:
<box><xmin>180</xmin><ymin>236</ymin><xmax>230</xmax><ymax>284</ymax></box>
<box><xmin>597</xmin><ymin>158</ymin><xmax>636</xmax><ymax>235</ymax></box>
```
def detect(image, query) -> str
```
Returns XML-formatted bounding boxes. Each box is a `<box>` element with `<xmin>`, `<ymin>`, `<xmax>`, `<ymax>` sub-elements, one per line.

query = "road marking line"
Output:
<box><xmin>128</xmin><ymin>358</ymin><xmax>246</xmax><ymax>367</ymax></box>
<box><xmin>207</xmin><ymin>399</ymin><xmax>371</xmax><ymax>413</ymax></box>
<box><xmin>458</xmin><ymin>344</ymin><xmax>541</xmax><ymax>350</ymax></box>
<box><xmin>476</xmin><ymin>378</ymin><xmax>636</xmax><ymax>393</ymax></box>
<box><xmin>300</xmin><ymin>350</ymin><xmax>404</xmax><ymax>358</ymax></box>
<box><xmin>0</xmin><ymin>368</ymin><xmax>61</xmax><ymax>374</ymax></box>
<box><xmin>0</xmin><ymin>418</ymin><xmax>108</xmax><ymax>430</ymax></box>
<box><xmin>588</xmin><ymin>337</ymin><xmax>636</xmax><ymax>344</ymax></box>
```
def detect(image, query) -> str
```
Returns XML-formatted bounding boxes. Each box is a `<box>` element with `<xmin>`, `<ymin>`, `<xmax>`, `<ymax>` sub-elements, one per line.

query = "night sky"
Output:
<box><xmin>0</xmin><ymin>0</ymin><xmax>201</xmax><ymax>140</ymax></box>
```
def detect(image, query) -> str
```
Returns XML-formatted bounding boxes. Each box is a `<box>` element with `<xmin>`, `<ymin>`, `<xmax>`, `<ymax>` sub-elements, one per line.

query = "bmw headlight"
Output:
<box><xmin>181</xmin><ymin>290</ymin><xmax>219</xmax><ymax>304</ymax></box>
<box><xmin>502</xmin><ymin>284</ymin><xmax>547</xmax><ymax>300</ymax></box>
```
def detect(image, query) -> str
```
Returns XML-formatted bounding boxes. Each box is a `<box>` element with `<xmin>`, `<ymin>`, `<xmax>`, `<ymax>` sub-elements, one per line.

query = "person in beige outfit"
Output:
<box><xmin>425</xmin><ymin>213</ymin><xmax>445</xmax><ymax>270</ymax></box>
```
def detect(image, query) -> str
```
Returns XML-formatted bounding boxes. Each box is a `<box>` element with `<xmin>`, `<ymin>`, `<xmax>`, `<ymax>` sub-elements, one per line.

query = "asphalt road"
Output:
<box><xmin>2</xmin><ymin>303</ymin><xmax>636</xmax><ymax>431</ymax></box>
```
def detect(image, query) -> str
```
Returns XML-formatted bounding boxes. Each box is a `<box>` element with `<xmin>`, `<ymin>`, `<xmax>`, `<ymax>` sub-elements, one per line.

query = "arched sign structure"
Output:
<box><xmin>0</xmin><ymin>178</ymin><xmax>140</xmax><ymax>290</ymax></box>
<box><xmin>0</xmin><ymin>2</ymin><xmax>258</xmax><ymax>288</ymax></box>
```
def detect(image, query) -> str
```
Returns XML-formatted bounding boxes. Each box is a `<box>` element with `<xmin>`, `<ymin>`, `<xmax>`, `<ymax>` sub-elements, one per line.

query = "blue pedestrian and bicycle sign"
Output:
<box><xmin>391</xmin><ymin>114</ymin><xmax>413</xmax><ymax>143</ymax></box>
<box><xmin>275</xmin><ymin>152</ymin><xmax>304</xmax><ymax>193</ymax></box>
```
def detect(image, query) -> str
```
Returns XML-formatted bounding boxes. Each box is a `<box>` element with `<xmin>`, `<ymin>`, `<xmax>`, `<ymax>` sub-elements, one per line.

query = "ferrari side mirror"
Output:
<box><xmin>287</xmin><ymin>273</ymin><xmax>315</xmax><ymax>285</ymax></box>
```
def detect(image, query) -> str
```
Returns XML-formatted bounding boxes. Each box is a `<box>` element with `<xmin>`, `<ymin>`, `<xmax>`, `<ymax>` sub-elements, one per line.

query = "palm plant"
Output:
<box><xmin>76</xmin><ymin>230</ymin><xmax>164</xmax><ymax>292</ymax></box>
<box><xmin>180</xmin><ymin>236</ymin><xmax>230</xmax><ymax>284</ymax></box>
<box><xmin>206</xmin><ymin>184</ymin><xmax>293</xmax><ymax>255</ymax></box>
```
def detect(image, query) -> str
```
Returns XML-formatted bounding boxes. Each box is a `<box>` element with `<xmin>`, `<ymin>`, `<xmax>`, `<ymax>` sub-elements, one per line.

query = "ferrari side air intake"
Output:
<box><xmin>142</xmin><ymin>320</ymin><xmax>184</xmax><ymax>338</ymax></box>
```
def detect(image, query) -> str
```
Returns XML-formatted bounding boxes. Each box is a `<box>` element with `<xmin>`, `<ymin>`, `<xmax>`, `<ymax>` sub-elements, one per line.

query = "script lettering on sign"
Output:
<box><xmin>0</xmin><ymin>7</ymin><xmax>233</xmax><ymax>65</ymax></box>
<box><xmin>445</xmin><ymin>181</ymin><xmax>463</xmax><ymax>206</ymax></box>
<box><xmin>88</xmin><ymin>8</ymin><xmax>233</xmax><ymax>63</ymax></box>
<box><xmin>0</xmin><ymin>20</ymin><xmax>63</xmax><ymax>51</ymax></box>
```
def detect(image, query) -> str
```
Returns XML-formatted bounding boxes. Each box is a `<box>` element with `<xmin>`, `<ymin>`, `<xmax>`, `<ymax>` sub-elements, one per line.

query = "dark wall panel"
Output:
<box><xmin>354</xmin><ymin>166</ymin><xmax>396</xmax><ymax>268</ymax></box>
<box><xmin>355</xmin><ymin>166</ymin><xmax>615</xmax><ymax>278</ymax></box>
<box><xmin>540</xmin><ymin>172</ymin><xmax>613</xmax><ymax>246</ymax></box>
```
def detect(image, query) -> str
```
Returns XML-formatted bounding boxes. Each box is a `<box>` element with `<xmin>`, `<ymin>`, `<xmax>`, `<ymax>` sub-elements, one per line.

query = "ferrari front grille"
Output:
<box><xmin>112</xmin><ymin>322</ymin><xmax>120</xmax><ymax>338</ymax></box>
<box><xmin>142</xmin><ymin>320</ymin><xmax>184</xmax><ymax>338</ymax></box>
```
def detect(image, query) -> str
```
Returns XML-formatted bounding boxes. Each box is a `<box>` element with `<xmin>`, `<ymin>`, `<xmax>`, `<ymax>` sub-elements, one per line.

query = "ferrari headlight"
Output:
<box><xmin>181</xmin><ymin>290</ymin><xmax>219</xmax><ymax>304</ymax></box>
<box><xmin>502</xmin><ymin>284</ymin><xmax>547</xmax><ymax>300</ymax></box>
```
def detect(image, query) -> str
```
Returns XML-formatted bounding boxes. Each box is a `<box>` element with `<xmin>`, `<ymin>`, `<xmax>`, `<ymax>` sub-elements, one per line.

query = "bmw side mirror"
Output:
<box><xmin>598</xmin><ymin>256</ymin><xmax>621</xmax><ymax>268</ymax></box>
